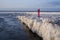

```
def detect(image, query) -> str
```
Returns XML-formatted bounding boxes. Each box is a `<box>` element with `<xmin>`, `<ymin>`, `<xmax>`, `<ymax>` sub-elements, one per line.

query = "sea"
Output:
<box><xmin>0</xmin><ymin>12</ymin><xmax>60</xmax><ymax>40</ymax></box>
<box><xmin>0</xmin><ymin>12</ymin><xmax>43</xmax><ymax>40</ymax></box>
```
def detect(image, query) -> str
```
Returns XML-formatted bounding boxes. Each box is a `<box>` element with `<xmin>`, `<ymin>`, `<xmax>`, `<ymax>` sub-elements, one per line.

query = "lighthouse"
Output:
<box><xmin>38</xmin><ymin>9</ymin><xmax>40</xmax><ymax>17</ymax></box>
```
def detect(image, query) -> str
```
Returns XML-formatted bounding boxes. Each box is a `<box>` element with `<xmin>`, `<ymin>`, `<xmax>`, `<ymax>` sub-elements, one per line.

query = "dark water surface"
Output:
<box><xmin>0</xmin><ymin>13</ymin><xmax>42</xmax><ymax>40</ymax></box>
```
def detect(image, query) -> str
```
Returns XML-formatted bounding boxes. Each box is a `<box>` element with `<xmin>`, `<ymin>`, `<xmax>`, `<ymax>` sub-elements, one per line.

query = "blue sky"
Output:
<box><xmin>0</xmin><ymin>0</ymin><xmax>60</xmax><ymax>11</ymax></box>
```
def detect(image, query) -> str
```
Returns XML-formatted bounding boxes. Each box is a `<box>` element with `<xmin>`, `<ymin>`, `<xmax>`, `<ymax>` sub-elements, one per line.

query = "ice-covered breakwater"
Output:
<box><xmin>17</xmin><ymin>15</ymin><xmax>60</xmax><ymax>40</ymax></box>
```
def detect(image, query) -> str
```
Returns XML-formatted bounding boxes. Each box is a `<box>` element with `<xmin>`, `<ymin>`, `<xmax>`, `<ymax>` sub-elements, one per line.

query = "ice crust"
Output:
<box><xmin>17</xmin><ymin>15</ymin><xmax>60</xmax><ymax>40</ymax></box>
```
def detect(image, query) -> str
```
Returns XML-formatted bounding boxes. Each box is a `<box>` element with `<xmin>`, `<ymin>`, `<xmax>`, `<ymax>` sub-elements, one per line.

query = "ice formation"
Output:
<box><xmin>17</xmin><ymin>14</ymin><xmax>60</xmax><ymax>40</ymax></box>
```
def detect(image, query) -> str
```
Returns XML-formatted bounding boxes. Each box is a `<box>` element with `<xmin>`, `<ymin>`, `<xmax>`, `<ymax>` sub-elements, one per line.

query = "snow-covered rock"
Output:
<box><xmin>17</xmin><ymin>15</ymin><xmax>60</xmax><ymax>40</ymax></box>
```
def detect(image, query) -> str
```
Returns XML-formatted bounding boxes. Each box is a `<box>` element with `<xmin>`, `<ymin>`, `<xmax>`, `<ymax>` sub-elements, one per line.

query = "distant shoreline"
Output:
<box><xmin>0</xmin><ymin>11</ymin><xmax>60</xmax><ymax>12</ymax></box>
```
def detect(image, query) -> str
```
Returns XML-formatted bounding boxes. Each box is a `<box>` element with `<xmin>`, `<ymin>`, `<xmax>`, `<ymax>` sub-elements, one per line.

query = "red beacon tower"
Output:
<box><xmin>38</xmin><ymin>8</ymin><xmax>40</xmax><ymax>17</ymax></box>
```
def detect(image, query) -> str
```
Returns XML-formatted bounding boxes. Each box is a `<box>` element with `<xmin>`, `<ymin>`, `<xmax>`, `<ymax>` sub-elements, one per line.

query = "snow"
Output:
<box><xmin>17</xmin><ymin>12</ymin><xmax>60</xmax><ymax>40</ymax></box>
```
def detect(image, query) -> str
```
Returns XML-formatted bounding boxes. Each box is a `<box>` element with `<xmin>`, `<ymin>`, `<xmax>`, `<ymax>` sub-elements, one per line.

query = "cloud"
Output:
<box><xmin>0</xmin><ymin>0</ymin><xmax>60</xmax><ymax>11</ymax></box>
<box><xmin>48</xmin><ymin>1</ymin><xmax>60</xmax><ymax>6</ymax></box>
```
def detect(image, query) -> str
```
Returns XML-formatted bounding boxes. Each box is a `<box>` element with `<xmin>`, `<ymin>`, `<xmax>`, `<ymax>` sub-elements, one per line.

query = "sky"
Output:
<box><xmin>0</xmin><ymin>0</ymin><xmax>60</xmax><ymax>11</ymax></box>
